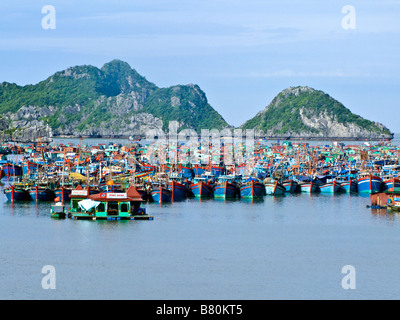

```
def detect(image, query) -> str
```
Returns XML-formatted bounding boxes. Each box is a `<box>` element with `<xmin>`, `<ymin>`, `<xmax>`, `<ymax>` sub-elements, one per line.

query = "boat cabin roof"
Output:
<box><xmin>88</xmin><ymin>186</ymin><xmax>144</xmax><ymax>202</ymax></box>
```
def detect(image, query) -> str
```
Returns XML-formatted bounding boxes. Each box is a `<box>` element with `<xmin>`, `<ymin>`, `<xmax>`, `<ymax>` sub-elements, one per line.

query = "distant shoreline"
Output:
<box><xmin>51</xmin><ymin>134</ymin><xmax>394</xmax><ymax>142</ymax></box>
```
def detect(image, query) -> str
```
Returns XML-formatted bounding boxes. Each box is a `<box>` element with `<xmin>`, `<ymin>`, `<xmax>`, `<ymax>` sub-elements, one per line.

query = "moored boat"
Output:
<box><xmin>54</xmin><ymin>186</ymin><xmax>72</xmax><ymax>203</ymax></box>
<box><xmin>190</xmin><ymin>178</ymin><xmax>214</xmax><ymax>198</ymax></box>
<box><xmin>29</xmin><ymin>185</ymin><xmax>56</xmax><ymax>202</ymax></box>
<box><xmin>2</xmin><ymin>163</ymin><xmax>23</xmax><ymax>177</ymax></box>
<box><xmin>150</xmin><ymin>185</ymin><xmax>173</xmax><ymax>203</ymax></box>
<box><xmin>357</xmin><ymin>174</ymin><xmax>382</xmax><ymax>194</ymax></box>
<box><xmin>264</xmin><ymin>180</ymin><xmax>286</xmax><ymax>196</ymax></box>
<box><xmin>319</xmin><ymin>180</ymin><xmax>346</xmax><ymax>194</ymax></box>
<box><xmin>339</xmin><ymin>179</ymin><xmax>358</xmax><ymax>193</ymax></box>
<box><xmin>240</xmin><ymin>178</ymin><xmax>265</xmax><ymax>198</ymax></box>
<box><xmin>4</xmin><ymin>184</ymin><xmax>31</xmax><ymax>201</ymax></box>
<box><xmin>299</xmin><ymin>181</ymin><xmax>319</xmax><ymax>193</ymax></box>
<box><xmin>214</xmin><ymin>180</ymin><xmax>237</xmax><ymax>199</ymax></box>
<box><xmin>382</xmin><ymin>177</ymin><xmax>400</xmax><ymax>191</ymax></box>
<box><xmin>388</xmin><ymin>201</ymin><xmax>400</xmax><ymax>212</ymax></box>
<box><xmin>168</xmin><ymin>180</ymin><xmax>188</xmax><ymax>200</ymax></box>
<box><xmin>22</xmin><ymin>160</ymin><xmax>42</xmax><ymax>175</ymax></box>
<box><xmin>282</xmin><ymin>180</ymin><xmax>299</xmax><ymax>193</ymax></box>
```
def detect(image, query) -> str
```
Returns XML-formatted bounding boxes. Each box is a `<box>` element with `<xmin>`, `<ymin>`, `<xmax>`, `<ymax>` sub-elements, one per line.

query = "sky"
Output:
<box><xmin>0</xmin><ymin>0</ymin><xmax>399</xmax><ymax>132</ymax></box>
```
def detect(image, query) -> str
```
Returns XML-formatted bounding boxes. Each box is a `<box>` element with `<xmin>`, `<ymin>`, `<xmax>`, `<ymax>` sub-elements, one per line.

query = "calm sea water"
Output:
<box><xmin>1</xmin><ymin>135</ymin><xmax>399</xmax><ymax>300</ymax></box>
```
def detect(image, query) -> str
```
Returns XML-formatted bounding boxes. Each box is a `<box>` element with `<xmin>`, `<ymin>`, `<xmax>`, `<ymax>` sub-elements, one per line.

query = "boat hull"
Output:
<box><xmin>340</xmin><ymin>180</ymin><xmax>358</xmax><ymax>193</ymax></box>
<box><xmin>240</xmin><ymin>181</ymin><xmax>265</xmax><ymax>198</ymax></box>
<box><xmin>212</xmin><ymin>166</ymin><xmax>225</xmax><ymax>178</ymax></box>
<box><xmin>169</xmin><ymin>181</ymin><xmax>188</xmax><ymax>200</ymax></box>
<box><xmin>265</xmin><ymin>182</ymin><xmax>286</xmax><ymax>196</ymax></box>
<box><xmin>4</xmin><ymin>188</ymin><xmax>31</xmax><ymax>201</ymax></box>
<box><xmin>319</xmin><ymin>181</ymin><xmax>345</xmax><ymax>194</ymax></box>
<box><xmin>29</xmin><ymin>188</ymin><xmax>56</xmax><ymax>202</ymax></box>
<box><xmin>282</xmin><ymin>180</ymin><xmax>299</xmax><ymax>193</ymax></box>
<box><xmin>190</xmin><ymin>181</ymin><xmax>214</xmax><ymax>198</ymax></box>
<box><xmin>382</xmin><ymin>179</ymin><xmax>400</xmax><ymax>191</ymax></box>
<box><xmin>150</xmin><ymin>187</ymin><xmax>172</xmax><ymax>203</ymax></box>
<box><xmin>54</xmin><ymin>188</ymin><xmax>72</xmax><ymax>202</ymax></box>
<box><xmin>300</xmin><ymin>182</ymin><xmax>319</xmax><ymax>193</ymax></box>
<box><xmin>2</xmin><ymin>164</ymin><xmax>23</xmax><ymax>177</ymax></box>
<box><xmin>178</xmin><ymin>166</ymin><xmax>194</xmax><ymax>179</ymax></box>
<box><xmin>22</xmin><ymin>161</ymin><xmax>40</xmax><ymax>175</ymax></box>
<box><xmin>214</xmin><ymin>182</ymin><xmax>237</xmax><ymax>198</ymax></box>
<box><xmin>357</xmin><ymin>176</ymin><xmax>382</xmax><ymax>194</ymax></box>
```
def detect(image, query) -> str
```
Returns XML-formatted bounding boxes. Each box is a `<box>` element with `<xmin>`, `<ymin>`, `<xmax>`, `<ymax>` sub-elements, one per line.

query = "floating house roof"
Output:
<box><xmin>89</xmin><ymin>186</ymin><xmax>144</xmax><ymax>202</ymax></box>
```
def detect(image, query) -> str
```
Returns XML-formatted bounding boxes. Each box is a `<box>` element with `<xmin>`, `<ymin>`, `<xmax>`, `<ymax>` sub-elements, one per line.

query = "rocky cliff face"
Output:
<box><xmin>241</xmin><ymin>86</ymin><xmax>393</xmax><ymax>140</ymax></box>
<box><xmin>0</xmin><ymin>60</ymin><xmax>228</xmax><ymax>141</ymax></box>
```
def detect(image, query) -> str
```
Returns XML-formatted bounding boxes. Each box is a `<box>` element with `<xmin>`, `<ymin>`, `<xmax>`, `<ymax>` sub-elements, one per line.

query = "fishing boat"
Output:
<box><xmin>132</xmin><ymin>184</ymin><xmax>149</xmax><ymax>201</ymax></box>
<box><xmin>2</xmin><ymin>163</ymin><xmax>23</xmax><ymax>177</ymax></box>
<box><xmin>193</xmin><ymin>165</ymin><xmax>206</xmax><ymax>177</ymax></box>
<box><xmin>240</xmin><ymin>178</ymin><xmax>265</xmax><ymax>199</ymax></box>
<box><xmin>299</xmin><ymin>181</ymin><xmax>320</xmax><ymax>193</ymax></box>
<box><xmin>4</xmin><ymin>183</ymin><xmax>31</xmax><ymax>201</ymax></box>
<box><xmin>357</xmin><ymin>173</ymin><xmax>383</xmax><ymax>194</ymax></box>
<box><xmin>50</xmin><ymin>201</ymin><xmax>66</xmax><ymax>219</ymax></box>
<box><xmin>70</xmin><ymin>186</ymin><xmax>153</xmax><ymax>221</ymax></box>
<box><xmin>178</xmin><ymin>165</ymin><xmax>194</xmax><ymax>179</ymax></box>
<box><xmin>190</xmin><ymin>177</ymin><xmax>214</xmax><ymax>198</ymax></box>
<box><xmin>211</xmin><ymin>166</ymin><xmax>225</xmax><ymax>178</ymax></box>
<box><xmin>338</xmin><ymin>179</ymin><xmax>358</xmax><ymax>193</ymax></box>
<box><xmin>282</xmin><ymin>180</ymin><xmax>299</xmax><ymax>193</ymax></box>
<box><xmin>150</xmin><ymin>185</ymin><xmax>173</xmax><ymax>203</ymax></box>
<box><xmin>22</xmin><ymin>160</ymin><xmax>41</xmax><ymax>175</ymax></box>
<box><xmin>214</xmin><ymin>178</ymin><xmax>238</xmax><ymax>199</ymax></box>
<box><xmin>168</xmin><ymin>179</ymin><xmax>188</xmax><ymax>200</ymax></box>
<box><xmin>264</xmin><ymin>179</ymin><xmax>286</xmax><ymax>196</ymax></box>
<box><xmin>319</xmin><ymin>180</ymin><xmax>346</xmax><ymax>194</ymax></box>
<box><xmin>29</xmin><ymin>184</ymin><xmax>56</xmax><ymax>202</ymax></box>
<box><xmin>382</xmin><ymin>176</ymin><xmax>400</xmax><ymax>191</ymax></box>
<box><xmin>54</xmin><ymin>186</ymin><xmax>73</xmax><ymax>203</ymax></box>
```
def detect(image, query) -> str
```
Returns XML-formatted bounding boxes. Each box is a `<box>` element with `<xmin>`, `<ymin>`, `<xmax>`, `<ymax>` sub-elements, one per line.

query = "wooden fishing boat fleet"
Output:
<box><xmin>1</xmin><ymin>139</ymin><xmax>399</xmax><ymax>214</ymax></box>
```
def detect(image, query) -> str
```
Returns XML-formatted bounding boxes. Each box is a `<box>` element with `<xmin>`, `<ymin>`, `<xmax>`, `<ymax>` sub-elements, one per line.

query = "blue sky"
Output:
<box><xmin>0</xmin><ymin>0</ymin><xmax>399</xmax><ymax>132</ymax></box>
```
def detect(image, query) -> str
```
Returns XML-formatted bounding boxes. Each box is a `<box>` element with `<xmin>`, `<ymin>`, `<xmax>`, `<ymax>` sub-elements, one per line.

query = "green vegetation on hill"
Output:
<box><xmin>242</xmin><ymin>86</ymin><xmax>392</xmax><ymax>136</ymax></box>
<box><xmin>141</xmin><ymin>85</ymin><xmax>228</xmax><ymax>132</ymax></box>
<box><xmin>0</xmin><ymin>60</ymin><xmax>229</xmax><ymax>135</ymax></box>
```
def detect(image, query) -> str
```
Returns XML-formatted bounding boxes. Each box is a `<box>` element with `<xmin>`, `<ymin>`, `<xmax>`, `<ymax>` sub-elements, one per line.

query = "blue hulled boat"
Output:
<box><xmin>382</xmin><ymin>177</ymin><xmax>400</xmax><ymax>191</ymax></box>
<box><xmin>190</xmin><ymin>177</ymin><xmax>214</xmax><ymax>198</ymax></box>
<box><xmin>22</xmin><ymin>160</ymin><xmax>41</xmax><ymax>175</ymax></box>
<box><xmin>169</xmin><ymin>180</ymin><xmax>188</xmax><ymax>200</ymax></box>
<box><xmin>319</xmin><ymin>180</ymin><xmax>346</xmax><ymax>194</ymax></box>
<box><xmin>240</xmin><ymin>178</ymin><xmax>265</xmax><ymax>198</ymax></box>
<box><xmin>299</xmin><ymin>181</ymin><xmax>319</xmax><ymax>193</ymax></box>
<box><xmin>339</xmin><ymin>179</ymin><xmax>358</xmax><ymax>193</ymax></box>
<box><xmin>214</xmin><ymin>180</ymin><xmax>237</xmax><ymax>199</ymax></box>
<box><xmin>150</xmin><ymin>186</ymin><xmax>172</xmax><ymax>203</ymax></box>
<box><xmin>264</xmin><ymin>180</ymin><xmax>286</xmax><ymax>196</ymax></box>
<box><xmin>282</xmin><ymin>180</ymin><xmax>299</xmax><ymax>193</ymax></box>
<box><xmin>2</xmin><ymin>163</ymin><xmax>23</xmax><ymax>177</ymax></box>
<box><xmin>4</xmin><ymin>185</ymin><xmax>31</xmax><ymax>201</ymax></box>
<box><xmin>357</xmin><ymin>174</ymin><xmax>382</xmax><ymax>194</ymax></box>
<box><xmin>54</xmin><ymin>186</ymin><xmax>72</xmax><ymax>203</ymax></box>
<box><xmin>29</xmin><ymin>186</ymin><xmax>56</xmax><ymax>202</ymax></box>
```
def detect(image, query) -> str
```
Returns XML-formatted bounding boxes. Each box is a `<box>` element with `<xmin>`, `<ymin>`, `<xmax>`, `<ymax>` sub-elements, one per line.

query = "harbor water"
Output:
<box><xmin>1</xmin><ymin>136</ymin><xmax>400</xmax><ymax>300</ymax></box>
